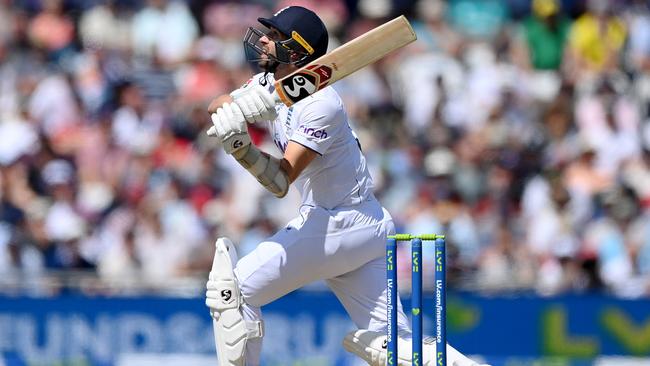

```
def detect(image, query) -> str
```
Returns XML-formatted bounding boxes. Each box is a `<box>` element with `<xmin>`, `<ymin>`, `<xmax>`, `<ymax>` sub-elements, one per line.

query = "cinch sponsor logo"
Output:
<box><xmin>298</xmin><ymin>125</ymin><xmax>328</xmax><ymax>139</ymax></box>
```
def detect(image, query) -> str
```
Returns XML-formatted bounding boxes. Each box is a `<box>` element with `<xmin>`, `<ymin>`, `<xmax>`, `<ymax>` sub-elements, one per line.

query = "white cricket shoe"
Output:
<box><xmin>343</xmin><ymin>329</ymin><xmax>490</xmax><ymax>366</ymax></box>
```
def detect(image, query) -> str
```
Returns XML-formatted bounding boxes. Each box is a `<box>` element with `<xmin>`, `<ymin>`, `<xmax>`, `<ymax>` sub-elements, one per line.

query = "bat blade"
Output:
<box><xmin>273</xmin><ymin>15</ymin><xmax>417</xmax><ymax>107</ymax></box>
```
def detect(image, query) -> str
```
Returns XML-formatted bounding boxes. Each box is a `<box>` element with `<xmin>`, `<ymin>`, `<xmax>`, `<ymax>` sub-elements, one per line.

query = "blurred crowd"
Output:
<box><xmin>0</xmin><ymin>0</ymin><xmax>649</xmax><ymax>298</ymax></box>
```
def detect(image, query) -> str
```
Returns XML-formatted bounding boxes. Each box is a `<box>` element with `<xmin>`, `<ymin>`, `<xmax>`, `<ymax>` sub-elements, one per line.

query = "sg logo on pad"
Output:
<box><xmin>221</xmin><ymin>289</ymin><xmax>232</xmax><ymax>302</ymax></box>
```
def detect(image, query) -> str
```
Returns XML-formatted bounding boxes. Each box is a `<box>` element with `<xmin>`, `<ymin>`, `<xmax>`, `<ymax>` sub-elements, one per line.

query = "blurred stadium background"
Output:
<box><xmin>0</xmin><ymin>0</ymin><xmax>649</xmax><ymax>365</ymax></box>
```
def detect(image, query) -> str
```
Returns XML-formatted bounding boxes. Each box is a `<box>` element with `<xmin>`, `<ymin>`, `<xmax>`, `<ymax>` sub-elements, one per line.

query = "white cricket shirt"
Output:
<box><xmin>246</xmin><ymin>72</ymin><xmax>374</xmax><ymax>209</ymax></box>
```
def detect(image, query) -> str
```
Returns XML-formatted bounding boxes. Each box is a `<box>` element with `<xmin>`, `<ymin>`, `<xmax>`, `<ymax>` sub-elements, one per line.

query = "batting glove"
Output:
<box><xmin>207</xmin><ymin>102</ymin><xmax>251</xmax><ymax>155</ymax></box>
<box><xmin>231</xmin><ymin>85</ymin><xmax>278</xmax><ymax>123</ymax></box>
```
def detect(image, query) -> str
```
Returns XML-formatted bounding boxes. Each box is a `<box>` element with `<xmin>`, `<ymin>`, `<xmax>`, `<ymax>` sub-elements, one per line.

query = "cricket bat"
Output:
<box><xmin>273</xmin><ymin>15</ymin><xmax>417</xmax><ymax>107</ymax></box>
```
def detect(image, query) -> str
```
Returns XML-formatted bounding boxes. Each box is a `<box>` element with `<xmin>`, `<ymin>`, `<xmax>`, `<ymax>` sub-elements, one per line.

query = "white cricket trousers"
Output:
<box><xmin>233</xmin><ymin>197</ymin><xmax>411</xmax><ymax>365</ymax></box>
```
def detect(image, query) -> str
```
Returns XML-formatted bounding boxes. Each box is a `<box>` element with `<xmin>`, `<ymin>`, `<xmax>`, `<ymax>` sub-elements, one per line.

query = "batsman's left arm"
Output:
<box><xmin>209</xmin><ymin>102</ymin><xmax>316</xmax><ymax>198</ymax></box>
<box><xmin>230</xmin><ymin>140</ymin><xmax>317</xmax><ymax>198</ymax></box>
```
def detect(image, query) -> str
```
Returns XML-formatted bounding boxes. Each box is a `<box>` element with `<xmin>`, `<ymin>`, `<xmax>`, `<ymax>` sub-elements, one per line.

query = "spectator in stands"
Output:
<box><xmin>27</xmin><ymin>0</ymin><xmax>75</xmax><ymax>62</ymax></box>
<box><xmin>514</xmin><ymin>0</ymin><xmax>571</xmax><ymax>71</ymax></box>
<box><xmin>512</xmin><ymin>0</ymin><xmax>571</xmax><ymax>101</ymax></box>
<box><xmin>41</xmin><ymin>159</ymin><xmax>92</xmax><ymax>269</ymax></box>
<box><xmin>79</xmin><ymin>0</ymin><xmax>131</xmax><ymax>52</ymax></box>
<box><xmin>574</xmin><ymin>77</ymin><xmax>641</xmax><ymax>175</ymax></box>
<box><xmin>566</xmin><ymin>0</ymin><xmax>627</xmax><ymax>84</ymax></box>
<box><xmin>131</xmin><ymin>0</ymin><xmax>198</xmax><ymax>65</ymax></box>
<box><xmin>111</xmin><ymin>81</ymin><xmax>163</xmax><ymax>155</ymax></box>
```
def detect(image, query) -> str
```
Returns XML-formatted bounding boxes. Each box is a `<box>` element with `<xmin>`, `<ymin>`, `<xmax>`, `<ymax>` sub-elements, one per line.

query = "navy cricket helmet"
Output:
<box><xmin>244</xmin><ymin>6</ymin><xmax>329</xmax><ymax>67</ymax></box>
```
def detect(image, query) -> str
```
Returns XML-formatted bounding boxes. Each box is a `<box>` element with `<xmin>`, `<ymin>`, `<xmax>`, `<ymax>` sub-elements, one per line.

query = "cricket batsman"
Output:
<box><xmin>204</xmin><ymin>6</ymin><xmax>487</xmax><ymax>366</ymax></box>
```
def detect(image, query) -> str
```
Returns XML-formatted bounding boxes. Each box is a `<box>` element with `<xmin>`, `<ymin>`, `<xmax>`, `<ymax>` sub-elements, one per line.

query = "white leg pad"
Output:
<box><xmin>206</xmin><ymin>238</ymin><xmax>263</xmax><ymax>366</ymax></box>
<box><xmin>343</xmin><ymin>329</ymin><xmax>489</xmax><ymax>366</ymax></box>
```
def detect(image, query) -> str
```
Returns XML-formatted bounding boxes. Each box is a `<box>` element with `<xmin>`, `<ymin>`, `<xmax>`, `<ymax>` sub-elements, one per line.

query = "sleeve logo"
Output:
<box><xmin>298</xmin><ymin>125</ymin><xmax>328</xmax><ymax>139</ymax></box>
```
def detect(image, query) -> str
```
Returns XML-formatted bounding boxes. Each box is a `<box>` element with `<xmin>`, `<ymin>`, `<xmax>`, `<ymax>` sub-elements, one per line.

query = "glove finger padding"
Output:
<box><xmin>250</xmin><ymin>94</ymin><xmax>267</xmax><ymax>123</ymax></box>
<box><xmin>231</xmin><ymin>86</ymin><xmax>259</xmax><ymax>124</ymax></box>
<box><xmin>228</xmin><ymin>102</ymin><xmax>246</xmax><ymax>130</ymax></box>
<box><xmin>252</xmin><ymin>85</ymin><xmax>278</xmax><ymax>121</ymax></box>
<box><xmin>237</xmin><ymin>94</ymin><xmax>262</xmax><ymax>124</ymax></box>
<box><xmin>255</xmin><ymin>85</ymin><xmax>277</xmax><ymax>109</ymax></box>
<box><xmin>211</xmin><ymin>113</ymin><xmax>226</xmax><ymax>138</ymax></box>
<box><xmin>232</xmin><ymin>85</ymin><xmax>278</xmax><ymax>123</ymax></box>
<box><xmin>221</xmin><ymin>103</ymin><xmax>246</xmax><ymax>133</ymax></box>
<box><xmin>210</xmin><ymin>103</ymin><xmax>251</xmax><ymax>155</ymax></box>
<box><xmin>222</xmin><ymin>103</ymin><xmax>237</xmax><ymax>131</ymax></box>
